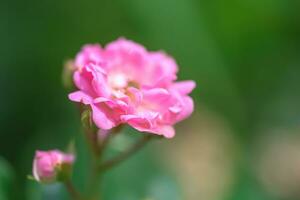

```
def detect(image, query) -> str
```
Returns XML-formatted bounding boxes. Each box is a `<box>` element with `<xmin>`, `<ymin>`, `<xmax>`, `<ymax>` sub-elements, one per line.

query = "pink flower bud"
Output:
<box><xmin>32</xmin><ymin>150</ymin><xmax>75</xmax><ymax>183</ymax></box>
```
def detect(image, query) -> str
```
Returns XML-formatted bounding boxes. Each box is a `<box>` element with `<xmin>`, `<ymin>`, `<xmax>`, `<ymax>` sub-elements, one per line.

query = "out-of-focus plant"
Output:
<box><xmin>30</xmin><ymin>38</ymin><xmax>195</xmax><ymax>199</ymax></box>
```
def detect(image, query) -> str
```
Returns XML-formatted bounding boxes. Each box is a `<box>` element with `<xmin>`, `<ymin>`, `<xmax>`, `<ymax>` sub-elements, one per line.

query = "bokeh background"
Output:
<box><xmin>1</xmin><ymin>0</ymin><xmax>300</xmax><ymax>199</ymax></box>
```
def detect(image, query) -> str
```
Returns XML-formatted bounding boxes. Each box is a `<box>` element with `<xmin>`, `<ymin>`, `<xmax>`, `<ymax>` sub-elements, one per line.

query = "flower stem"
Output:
<box><xmin>98</xmin><ymin>134</ymin><xmax>154</xmax><ymax>172</ymax></box>
<box><xmin>98</xmin><ymin>125</ymin><xmax>124</xmax><ymax>157</ymax></box>
<box><xmin>64</xmin><ymin>179</ymin><xmax>82</xmax><ymax>200</ymax></box>
<box><xmin>79</xmin><ymin>107</ymin><xmax>103</xmax><ymax>199</ymax></box>
<box><xmin>78</xmin><ymin>105</ymin><xmax>153</xmax><ymax>198</ymax></box>
<box><xmin>88</xmin><ymin>168</ymin><xmax>103</xmax><ymax>200</ymax></box>
<box><xmin>81</xmin><ymin>108</ymin><xmax>101</xmax><ymax>158</ymax></box>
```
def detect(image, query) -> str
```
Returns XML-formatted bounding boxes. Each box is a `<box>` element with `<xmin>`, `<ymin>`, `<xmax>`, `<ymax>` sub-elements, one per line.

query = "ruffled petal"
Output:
<box><xmin>173</xmin><ymin>80</ymin><xmax>196</xmax><ymax>95</ymax></box>
<box><xmin>75</xmin><ymin>44</ymin><xmax>103</xmax><ymax>68</ymax></box>
<box><xmin>68</xmin><ymin>91</ymin><xmax>92</xmax><ymax>104</ymax></box>
<box><xmin>90</xmin><ymin>104</ymin><xmax>117</xmax><ymax>130</ymax></box>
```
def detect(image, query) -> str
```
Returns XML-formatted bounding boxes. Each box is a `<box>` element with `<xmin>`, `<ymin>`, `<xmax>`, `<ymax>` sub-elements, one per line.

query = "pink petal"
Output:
<box><xmin>75</xmin><ymin>44</ymin><xmax>103</xmax><ymax>68</ymax></box>
<box><xmin>90</xmin><ymin>104</ymin><xmax>116</xmax><ymax>130</ymax></box>
<box><xmin>173</xmin><ymin>81</ymin><xmax>196</xmax><ymax>95</ymax></box>
<box><xmin>175</xmin><ymin>96</ymin><xmax>194</xmax><ymax>122</ymax></box>
<box><xmin>105</xmin><ymin>38</ymin><xmax>146</xmax><ymax>56</ymax></box>
<box><xmin>121</xmin><ymin>114</ymin><xmax>153</xmax><ymax>130</ymax></box>
<box><xmin>143</xmin><ymin>88</ymin><xmax>170</xmax><ymax>103</ymax></box>
<box><xmin>155</xmin><ymin>125</ymin><xmax>175</xmax><ymax>138</ymax></box>
<box><xmin>68</xmin><ymin>91</ymin><xmax>92</xmax><ymax>104</ymax></box>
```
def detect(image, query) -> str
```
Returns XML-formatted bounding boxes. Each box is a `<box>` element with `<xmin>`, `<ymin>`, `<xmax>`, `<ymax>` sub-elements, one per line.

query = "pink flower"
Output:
<box><xmin>33</xmin><ymin>150</ymin><xmax>75</xmax><ymax>183</ymax></box>
<box><xmin>69</xmin><ymin>38</ymin><xmax>195</xmax><ymax>138</ymax></box>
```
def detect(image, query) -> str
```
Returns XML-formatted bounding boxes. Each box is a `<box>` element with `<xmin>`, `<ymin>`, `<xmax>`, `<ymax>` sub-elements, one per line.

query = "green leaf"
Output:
<box><xmin>26</xmin><ymin>181</ymin><xmax>43</xmax><ymax>200</ymax></box>
<box><xmin>0</xmin><ymin>157</ymin><xmax>14</xmax><ymax>200</ymax></box>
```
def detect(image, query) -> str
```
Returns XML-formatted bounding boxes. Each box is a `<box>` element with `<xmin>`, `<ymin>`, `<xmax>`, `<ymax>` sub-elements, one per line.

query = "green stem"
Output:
<box><xmin>80</xmin><ymin>107</ymin><xmax>102</xmax><ymax>199</ymax></box>
<box><xmin>79</xmin><ymin>106</ymin><xmax>153</xmax><ymax>199</ymax></box>
<box><xmin>86</xmin><ymin>125</ymin><xmax>125</xmax><ymax>199</ymax></box>
<box><xmin>64</xmin><ymin>179</ymin><xmax>82</xmax><ymax>200</ymax></box>
<box><xmin>98</xmin><ymin>134</ymin><xmax>153</xmax><ymax>172</ymax></box>
<box><xmin>98</xmin><ymin>125</ymin><xmax>123</xmax><ymax>157</ymax></box>
<box><xmin>87</xmin><ymin>166</ymin><xmax>102</xmax><ymax>200</ymax></box>
<box><xmin>81</xmin><ymin>108</ymin><xmax>101</xmax><ymax>157</ymax></box>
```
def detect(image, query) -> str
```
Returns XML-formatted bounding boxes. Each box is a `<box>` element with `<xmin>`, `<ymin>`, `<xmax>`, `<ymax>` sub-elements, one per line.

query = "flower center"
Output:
<box><xmin>108</xmin><ymin>73</ymin><xmax>128</xmax><ymax>89</ymax></box>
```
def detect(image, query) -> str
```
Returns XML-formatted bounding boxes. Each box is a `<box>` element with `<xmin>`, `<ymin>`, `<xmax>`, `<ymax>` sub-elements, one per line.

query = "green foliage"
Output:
<box><xmin>0</xmin><ymin>0</ymin><xmax>300</xmax><ymax>199</ymax></box>
<box><xmin>0</xmin><ymin>157</ymin><xmax>14</xmax><ymax>200</ymax></box>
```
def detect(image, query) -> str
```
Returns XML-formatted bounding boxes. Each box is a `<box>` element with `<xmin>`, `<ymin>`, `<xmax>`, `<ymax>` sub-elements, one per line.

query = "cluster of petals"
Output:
<box><xmin>69</xmin><ymin>38</ymin><xmax>195</xmax><ymax>138</ymax></box>
<box><xmin>33</xmin><ymin>150</ymin><xmax>75</xmax><ymax>183</ymax></box>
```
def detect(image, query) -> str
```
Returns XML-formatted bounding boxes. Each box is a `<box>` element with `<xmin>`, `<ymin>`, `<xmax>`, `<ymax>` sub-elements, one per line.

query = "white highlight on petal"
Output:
<box><xmin>108</xmin><ymin>73</ymin><xmax>128</xmax><ymax>89</ymax></box>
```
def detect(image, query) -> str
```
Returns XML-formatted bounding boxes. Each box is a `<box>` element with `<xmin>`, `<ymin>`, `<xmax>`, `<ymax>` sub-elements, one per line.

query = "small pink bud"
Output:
<box><xmin>32</xmin><ymin>150</ymin><xmax>75</xmax><ymax>183</ymax></box>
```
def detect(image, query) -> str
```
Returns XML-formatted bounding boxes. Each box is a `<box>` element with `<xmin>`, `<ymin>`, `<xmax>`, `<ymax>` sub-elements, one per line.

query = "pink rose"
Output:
<box><xmin>33</xmin><ymin>150</ymin><xmax>75</xmax><ymax>183</ymax></box>
<box><xmin>69</xmin><ymin>38</ymin><xmax>195</xmax><ymax>138</ymax></box>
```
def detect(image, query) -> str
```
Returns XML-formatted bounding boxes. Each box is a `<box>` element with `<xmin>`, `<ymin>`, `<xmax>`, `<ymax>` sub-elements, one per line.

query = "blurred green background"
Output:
<box><xmin>1</xmin><ymin>0</ymin><xmax>300</xmax><ymax>199</ymax></box>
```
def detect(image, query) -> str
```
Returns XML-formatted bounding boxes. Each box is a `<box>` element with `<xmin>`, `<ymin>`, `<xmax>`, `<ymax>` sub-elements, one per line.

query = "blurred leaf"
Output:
<box><xmin>26</xmin><ymin>181</ymin><xmax>68</xmax><ymax>200</ymax></box>
<box><xmin>1</xmin><ymin>0</ymin><xmax>300</xmax><ymax>199</ymax></box>
<box><xmin>0</xmin><ymin>157</ymin><xmax>14</xmax><ymax>200</ymax></box>
<box><xmin>146</xmin><ymin>175</ymin><xmax>182</xmax><ymax>200</ymax></box>
<box><xmin>26</xmin><ymin>181</ymin><xmax>42</xmax><ymax>200</ymax></box>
